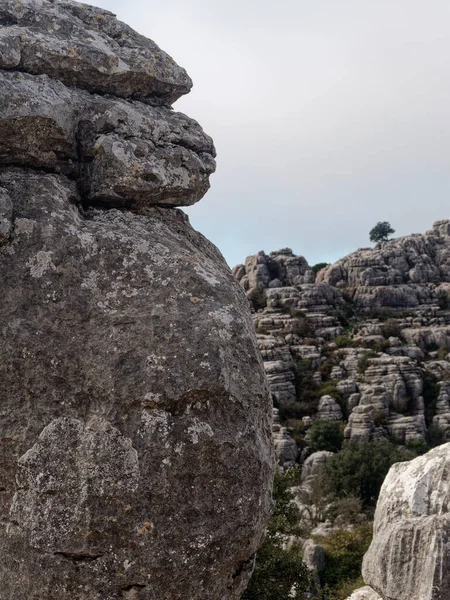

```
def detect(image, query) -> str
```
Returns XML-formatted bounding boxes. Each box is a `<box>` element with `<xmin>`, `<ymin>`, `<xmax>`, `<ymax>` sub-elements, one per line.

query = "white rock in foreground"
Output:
<box><xmin>362</xmin><ymin>442</ymin><xmax>450</xmax><ymax>600</ymax></box>
<box><xmin>347</xmin><ymin>586</ymin><xmax>383</xmax><ymax>600</ymax></box>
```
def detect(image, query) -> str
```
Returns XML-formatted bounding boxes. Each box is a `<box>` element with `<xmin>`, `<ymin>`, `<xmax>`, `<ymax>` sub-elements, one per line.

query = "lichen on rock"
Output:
<box><xmin>0</xmin><ymin>2</ymin><xmax>274</xmax><ymax>599</ymax></box>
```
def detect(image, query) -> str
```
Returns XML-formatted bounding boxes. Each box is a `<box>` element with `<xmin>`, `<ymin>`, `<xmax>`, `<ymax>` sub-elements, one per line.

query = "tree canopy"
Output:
<box><xmin>369</xmin><ymin>221</ymin><xmax>395</xmax><ymax>243</ymax></box>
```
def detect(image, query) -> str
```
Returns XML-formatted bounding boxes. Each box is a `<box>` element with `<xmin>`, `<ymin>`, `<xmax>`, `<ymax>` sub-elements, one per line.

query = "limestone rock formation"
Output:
<box><xmin>362</xmin><ymin>443</ymin><xmax>450</xmax><ymax>600</ymax></box>
<box><xmin>317</xmin><ymin>221</ymin><xmax>450</xmax><ymax>310</ymax></box>
<box><xmin>272</xmin><ymin>408</ymin><xmax>298</xmax><ymax>468</ymax></box>
<box><xmin>300</xmin><ymin>451</ymin><xmax>334</xmax><ymax>490</ymax></box>
<box><xmin>0</xmin><ymin>2</ymin><xmax>273</xmax><ymax>599</ymax></box>
<box><xmin>234</xmin><ymin>227</ymin><xmax>450</xmax><ymax>465</ymax></box>
<box><xmin>317</xmin><ymin>395</ymin><xmax>343</xmax><ymax>421</ymax></box>
<box><xmin>346</xmin><ymin>587</ymin><xmax>383</xmax><ymax>600</ymax></box>
<box><xmin>302</xmin><ymin>539</ymin><xmax>326</xmax><ymax>587</ymax></box>
<box><xmin>0</xmin><ymin>0</ymin><xmax>192</xmax><ymax>103</ymax></box>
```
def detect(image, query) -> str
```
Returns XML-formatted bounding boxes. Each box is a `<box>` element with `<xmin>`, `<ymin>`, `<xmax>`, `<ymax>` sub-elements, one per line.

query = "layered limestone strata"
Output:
<box><xmin>317</xmin><ymin>221</ymin><xmax>450</xmax><ymax>310</ymax></box>
<box><xmin>0</xmin><ymin>2</ymin><xmax>274</xmax><ymax>599</ymax></box>
<box><xmin>234</xmin><ymin>234</ymin><xmax>450</xmax><ymax>462</ymax></box>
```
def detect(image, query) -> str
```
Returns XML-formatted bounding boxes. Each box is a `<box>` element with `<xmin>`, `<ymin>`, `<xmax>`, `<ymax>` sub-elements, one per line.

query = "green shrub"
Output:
<box><xmin>325</xmin><ymin>440</ymin><xmax>416</xmax><ymax>507</ymax></box>
<box><xmin>279</xmin><ymin>401</ymin><xmax>319</xmax><ymax>421</ymax></box>
<box><xmin>318</xmin><ymin>361</ymin><xmax>333</xmax><ymax>380</ymax></box>
<box><xmin>285</xmin><ymin>419</ymin><xmax>308</xmax><ymax>448</ymax></box>
<box><xmin>405</xmin><ymin>439</ymin><xmax>428</xmax><ymax>455</ymax></box>
<box><xmin>380</xmin><ymin>320</ymin><xmax>401</xmax><ymax>339</ymax></box>
<box><xmin>366</xmin><ymin>307</ymin><xmax>395</xmax><ymax>321</ymax></box>
<box><xmin>243</xmin><ymin>469</ymin><xmax>313</xmax><ymax>600</ymax></box>
<box><xmin>318</xmin><ymin>524</ymin><xmax>373</xmax><ymax>591</ymax></box>
<box><xmin>365</xmin><ymin>339</ymin><xmax>391</xmax><ymax>353</ymax></box>
<box><xmin>426</xmin><ymin>423</ymin><xmax>446</xmax><ymax>448</ymax></box>
<box><xmin>317</xmin><ymin>577</ymin><xmax>366</xmax><ymax>600</ymax></box>
<box><xmin>312</xmin><ymin>262</ymin><xmax>329</xmax><ymax>276</ymax></box>
<box><xmin>425</xmin><ymin>341</ymin><xmax>439</xmax><ymax>353</ymax></box>
<box><xmin>423</xmin><ymin>374</ymin><xmax>440</xmax><ymax>423</ymax></box>
<box><xmin>357</xmin><ymin>351</ymin><xmax>377</xmax><ymax>374</ymax></box>
<box><xmin>248</xmin><ymin>286</ymin><xmax>267</xmax><ymax>311</ymax></box>
<box><xmin>327</xmin><ymin>496</ymin><xmax>364</xmax><ymax>526</ymax></box>
<box><xmin>437</xmin><ymin>290</ymin><xmax>450</xmax><ymax>310</ymax></box>
<box><xmin>289</xmin><ymin>317</ymin><xmax>313</xmax><ymax>337</ymax></box>
<box><xmin>372</xmin><ymin>408</ymin><xmax>388</xmax><ymax>427</ymax></box>
<box><xmin>317</xmin><ymin>380</ymin><xmax>341</xmax><ymax>397</ymax></box>
<box><xmin>334</xmin><ymin>305</ymin><xmax>356</xmax><ymax>329</ymax></box>
<box><xmin>293</xmin><ymin>359</ymin><xmax>320</xmax><ymax>404</ymax></box>
<box><xmin>334</xmin><ymin>336</ymin><xmax>356</xmax><ymax>349</ymax></box>
<box><xmin>290</xmin><ymin>308</ymin><xmax>307</xmax><ymax>319</ymax></box>
<box><xmin>309</xmin><ymin>421</ymin><xmax>344</xmax><ymax>454</ymax></box>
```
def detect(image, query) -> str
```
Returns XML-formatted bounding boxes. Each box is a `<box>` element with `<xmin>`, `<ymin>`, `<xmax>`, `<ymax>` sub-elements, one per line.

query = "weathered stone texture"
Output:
<box><xmin>0</xmin><ymin>0</ymin><xmax>192</xmax><ymax>103</ymax></box>
<box><xmin>346</xmin><ymin>587</ymin><xmax>383</xmax><ymax>600</ymax></box>
<box><xmin>0</xmin><ymin>70</ymin><xmax>216</xmax><ymax>207</ymax></box>
<box><xmin>317</xmin><ymin>221</ymin><xmax>450</xmax><ymax>310</ymax></box>
<box><xmin>0</xmin><ymin>2</ymin><xmax>273</xmax><ymax>599</ymax></box>
<box><xmin>363</xmin><ymin>443</ymin><xmax>450</xmax><ymax>600</ymax></box>
<box><xmin>234</xmin><ymin>224</ymin><xmax>450</xmax><ymax>463</ymax></box>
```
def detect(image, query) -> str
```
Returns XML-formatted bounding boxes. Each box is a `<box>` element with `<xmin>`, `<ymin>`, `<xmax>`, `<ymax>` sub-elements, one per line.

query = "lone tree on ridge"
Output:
<box><xmin>369</xmin><ymin>221</ymin><xmax>395</xmax><ymax>244</ymax></box>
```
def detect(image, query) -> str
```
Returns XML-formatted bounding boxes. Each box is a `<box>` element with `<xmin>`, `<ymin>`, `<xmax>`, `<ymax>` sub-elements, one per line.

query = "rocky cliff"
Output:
<box><xmin>233</xmin><ymin>223</ymin><xmax>450</xmax><ymax>464</ymax></box>
<box><xmin>0</xmin><ymin>2</ymin><xmax>273</xmax><ymax>599</ymax></box>
<box><xmin>318</xmin><ymin>221</ymin><xmax>450</xmax><ymax>310</ymax></box>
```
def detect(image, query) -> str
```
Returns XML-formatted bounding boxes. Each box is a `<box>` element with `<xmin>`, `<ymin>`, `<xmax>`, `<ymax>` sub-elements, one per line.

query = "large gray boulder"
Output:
<box><xmin>0</xmin><ymin>70</ymin><xmax>216</xmax><ymax>207</ymax></box>
<box><xmin>363</xmin><ymin>443</ymin><xmax>450</xmax><ymax>600</ymax></box>
<box><xmin>0</xmin><ymin>3</ymin><xmax>274</xmax><ymax>599</ymax></box>
<box><xmin>0</xmin><ymin>0</ymin><xmax>192</xmax><ymax>103</ymax></box>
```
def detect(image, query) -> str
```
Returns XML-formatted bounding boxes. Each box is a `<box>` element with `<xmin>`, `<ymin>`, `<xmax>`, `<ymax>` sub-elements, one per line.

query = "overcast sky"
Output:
<box><xmin>92</xmin><ymin>0</ymin><xmax>450</xmax><ymax>268</ymax></box>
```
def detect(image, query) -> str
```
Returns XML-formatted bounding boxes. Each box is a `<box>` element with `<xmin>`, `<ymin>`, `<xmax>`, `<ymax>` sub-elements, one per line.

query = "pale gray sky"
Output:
<box><xmin>92</xmin><ymin>0</ymin><xmax>450</xmax><ymax>267</ymax></box>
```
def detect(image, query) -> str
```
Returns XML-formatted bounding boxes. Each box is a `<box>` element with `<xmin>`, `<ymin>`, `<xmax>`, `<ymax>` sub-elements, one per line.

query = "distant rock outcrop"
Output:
<box><xmin>273</xmin><ymin>407</ymin><xmax>298</xmax><ymax>468</ymax></box>
<box><xmin>234</xmin><ymin>224</ymin><xmax>450</xmax><ymax>464</ymax></box>
<box><xmin>317</xmin><ymin>221</ymin><xmax>450</xmax><ymax>310</ymax></box>
<box><xmin>363</xmin><ymin>443</ymin><xmax>450</xmax><ymax>600</ymax></box>
<box><xmin>0</xmin><ymin>2</ymin><xmax>274</xmax><ymax>599</ymax></box>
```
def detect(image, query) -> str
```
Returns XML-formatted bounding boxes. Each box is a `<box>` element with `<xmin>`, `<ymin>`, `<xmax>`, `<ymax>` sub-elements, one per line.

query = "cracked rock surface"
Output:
<box><xmin>363</xmin><ymin>443</ymin><xmax>450</xmax><ymax>600</ymax></box>
<box><xmin>0</xmin><ymin>2</ymin><xmax>273</xmax><ymax>599</ymax></box>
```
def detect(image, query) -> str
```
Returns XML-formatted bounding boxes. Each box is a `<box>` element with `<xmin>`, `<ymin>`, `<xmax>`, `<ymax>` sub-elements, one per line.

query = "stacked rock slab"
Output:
<box><xmin>362</xmin><ymin>443</ymin><xmax>450</xmax><ymax>600</ymax></box>
<box><xmin>0</xmin><ymin>2</ymin><xmax>274</xmax><ymax>599</ymax></box>
<box><xmin>317</xmin><ymin>222</ymin><xmax>450</xmax><ymax>310</ymax></box>
<box><xmin>234</xmin><ymin>230</ymin><xmax>450</xmax><ymax>460</ymax></box>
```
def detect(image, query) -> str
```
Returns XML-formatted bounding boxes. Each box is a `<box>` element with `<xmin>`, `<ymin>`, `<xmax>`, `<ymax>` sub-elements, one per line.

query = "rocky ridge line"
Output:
<box><xmin>233</xmin><ymin>223</ymin><xmax>450</xmax><ymax>464</ymax></box>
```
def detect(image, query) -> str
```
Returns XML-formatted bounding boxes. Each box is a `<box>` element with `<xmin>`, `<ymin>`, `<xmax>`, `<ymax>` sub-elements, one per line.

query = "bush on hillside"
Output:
<box><xmin>278</xmin><ymin>401</ymin><xmax>320</xmax><ymax>421</ymax></box>
<box><xmin>317</xmin><ymin>524</ymin><xmax>373</xmax><ymax>591</ymax></box>
<box><xmin>243</xmin><ymin>469</ymin><xmax>313</xmax><ymax>600</ymax></box>
<box><xmin>325</xmin><ymin>440</ymin><xmax>416</xmax><ymax>507</ymax></box>
<box><xmin>312</xmin><ymin>262</ymin><xmax>329</xmax><ymax>276</ymax></box>
<box><xmin>357</xmin><ymin>351</ymin><xmax>377</xmax><ymax>374</ymax></box>
<box><xmin>380</xmin><ymin>319</ymin><xmax>402</xmax><ymax>339</ymax></box>
<box><xmin>248</xmin><ymin>286</ymin><xmax>267</xmax><ymax>310</ymax></box>
<box><xmin>308</xmin><ymin>420</ymin><xmax>344</xmax><ymax>454</ymax></box>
